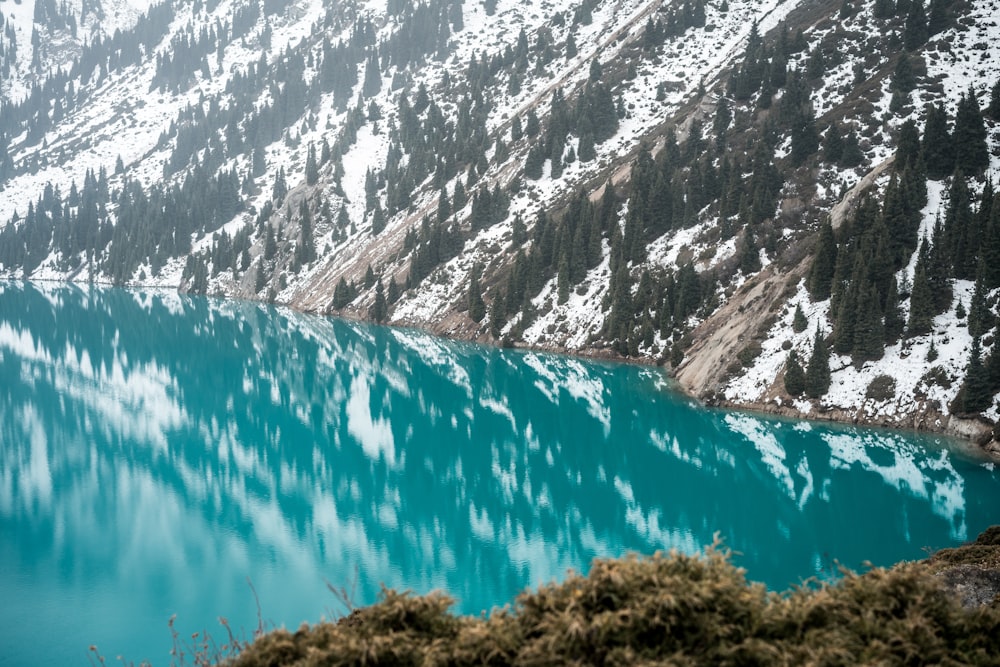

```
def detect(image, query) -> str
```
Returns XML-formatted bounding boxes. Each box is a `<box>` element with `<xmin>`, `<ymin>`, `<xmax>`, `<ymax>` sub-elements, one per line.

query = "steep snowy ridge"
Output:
<box><xmin>1</xmin><ymin>0</ymin><xmax>999</xmax><ymax>447</ymax></box>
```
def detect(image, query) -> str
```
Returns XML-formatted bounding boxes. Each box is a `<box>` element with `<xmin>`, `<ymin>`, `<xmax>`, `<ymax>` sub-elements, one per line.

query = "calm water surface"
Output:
<box><xmin>1</xmin><ymin>282</ymin><xmax>997</xmax><ymax>665</ymax></box>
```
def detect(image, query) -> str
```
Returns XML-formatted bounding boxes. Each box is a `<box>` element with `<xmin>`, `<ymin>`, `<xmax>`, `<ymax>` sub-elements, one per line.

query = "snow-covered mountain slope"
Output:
<box><xmin>1</xmin><ymin>0</ymin><xmax>999</xmax><ymax>448</ymax></box>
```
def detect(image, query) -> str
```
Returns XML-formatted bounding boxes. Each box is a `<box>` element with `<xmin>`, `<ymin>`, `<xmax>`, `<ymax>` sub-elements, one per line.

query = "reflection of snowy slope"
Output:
<box><xmin>823</xmin><ymin>432</ymin><xmax>967</xmax><ymax>541</ymax></box>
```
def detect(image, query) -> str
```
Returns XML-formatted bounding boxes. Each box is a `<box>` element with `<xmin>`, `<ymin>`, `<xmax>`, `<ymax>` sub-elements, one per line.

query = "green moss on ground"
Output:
<box><xmin>229</xmin><ymin>531</ymin><xmax>1000</xmax><ymax>666</ymax></box>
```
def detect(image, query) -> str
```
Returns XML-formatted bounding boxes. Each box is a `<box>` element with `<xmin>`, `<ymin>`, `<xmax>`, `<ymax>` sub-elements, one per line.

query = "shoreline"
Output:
<box><xmin>8</xmin><ymin>277</ymin><xmax>1000</xmax><ymax>457</ymax></box>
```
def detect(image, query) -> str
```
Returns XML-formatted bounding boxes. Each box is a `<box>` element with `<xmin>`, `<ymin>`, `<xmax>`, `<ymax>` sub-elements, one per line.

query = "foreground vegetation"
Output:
<box><xmin>229</xmin><ymin>528</ymin><xmax>1000</xmax><ymax>666</ymax></box>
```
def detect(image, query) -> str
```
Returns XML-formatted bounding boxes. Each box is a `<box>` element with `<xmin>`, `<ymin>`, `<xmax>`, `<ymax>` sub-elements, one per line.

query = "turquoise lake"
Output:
<box><xmin>1</xmin><ymin>282</ymin><xmax>997</xmax><ymax>665</ymax></box>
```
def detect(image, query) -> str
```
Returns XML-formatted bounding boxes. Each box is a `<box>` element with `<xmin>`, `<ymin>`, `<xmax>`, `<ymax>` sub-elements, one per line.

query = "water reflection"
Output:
<box><xmin>0</xmin><ymin>281</ymin><xmax>996</xmax><ymax>665</ymax></box>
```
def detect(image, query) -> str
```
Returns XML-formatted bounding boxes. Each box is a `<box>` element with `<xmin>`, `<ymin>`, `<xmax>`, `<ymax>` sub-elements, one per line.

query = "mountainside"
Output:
<box><xmin>1</xmin><ymin>0</ymin><xmax>999</xmax><ymax>447</ymax></box>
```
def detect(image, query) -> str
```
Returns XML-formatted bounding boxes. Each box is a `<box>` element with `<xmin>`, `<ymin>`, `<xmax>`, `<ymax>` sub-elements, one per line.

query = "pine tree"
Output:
<box><xmin>362</xmin><ymin>52</ymin><xmax>381</xmax><ymax>97</ymax></box>
<box><xmin>793</xmin><ymin>303</ymin><xmax>808</xmax><ymax>332</ymax></box>
<box><xmin>903</xmin><ymin>0</ymin><xmax>928</xmax><ymax>50</ymax></box>
<box><xmin>784</xmin><ymin>350</ymin><xmax>806</xmax><ymax>396</ymax></box>
<box><xmin>927</xmin><ymin>0</ymin><xmax>948</xmax><ymax>35</ymax></box>
<box><xmin>578</xmin><ymin>130</ymin><xmax>596</xmax><ymax>162</ymax></box>
<box><xmin>524</xmin><ymin>144</ymin><xmax>544</xmax><ymax>180</ymax></box>
<box><xmin>988</xmin><ymin>78</ymin><xmax>1000</xmax><ymax>121</ymax></box>
<box><xmin>968</xmin><ymin>262</ymin><xmax>992</xmax><ymax>338</ymax></box>
<box><xmin>370</xmin><ymin>279</ymin><xmax>387</xmax><ymax>322</ymax></box>
<box><xmin>371</xmin><ymin>201</ymin><xmax>386</xmax><ymax>235</ymax></box>
<box><xmin>907</xmin><ymin>255</ymin><xmax>934</xmax><ymax>335</ymax></box>
<box><xmin>853</xmin><ymin>285</ymin><xmax>886</xmax><ymax>361</ymax></box>
<box><xmin>823</xmin><ymin>123</ymin><xmax>844</xmax><ymax>164</ymax></box>
<box><xmin>953</xmin><ymin>87</ymin><xmax>989</xmax><ymax>175</ymax></box>
<box><xmin>891</xmin><ymin>55</ymin><xmax>916</xmax><ymax>94</ymax></box>
<box><xmin>467</xmin><ymin>264</ymin><xmax>486</xmax><ymax>322</ymax></box>
<box><xmin>805</xmin><ymin>327</ymin><xmax>831</xmax><ymax>398</ymax></box>
<box><xmin>884</xmin><ymin>277</ymin><xmax>905</xmax><ymax>343</ymax></box>
<box><xmin>922</xmin><ymin>101</ymin><xmax>953</xmax><ymax>179</ymax></box>
<box><xmin>839</xmin><ymin>130</ymin><xmax>863</xmax><ymax>168</ymax></box>
<box><xmin>305</xmin><ymin>143</ymin><xmax>319</xmax><ymax>185</ymax></box>
<box><xmin>954</xmin><ymin>337</ymin><xmax>991</xmax><ymax>414</ymax></box>
<box><xmin>489</xmin><ymin>289</ymin><xmax>506</xmax><ymax>338</ymax></box>
<box><xmin>808</xmin><ymin>220</ymin><xmax>836</xmax><ymax>300</ymax></box>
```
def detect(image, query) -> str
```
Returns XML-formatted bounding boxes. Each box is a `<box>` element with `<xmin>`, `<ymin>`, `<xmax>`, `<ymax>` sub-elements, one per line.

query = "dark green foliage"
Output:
<box><xmin>953</xmin><ymin>87</ymin><xmax>989</xmax><ymax>175</ymax></box>
<box><xmin>853</xmin><ymin>285</ymin><xmax>886</xmax><ymax>361</ymax></box>
<box><xmin>927</xmin><ymin>0</ymin><xmax>949</xmax><ymax>34</ymax></box>
<box><xmin>331</xmin><ymin>277</ymin><xmax>357</xmax><ymax>309</ymax></box>
<box><xmin>968</xmin><ymin>265</ymin><xmax>992</xmax><ymax>338</ymax></box>
<box><xmin>808</xmin><ymin>221</ymin><xmax>836</xmax><ymax>300</ymax></box>
<box><xmin>873</xmin><ymin>0</ymin><xmax>894</xmax><ymax>19</ymax></box>
<box><xmin>370</xmin><ymin>279</ymin><xmax>387</xmax><ymax>322</ymax></box>
<box><xmin>783</xmin><ymin>350</ymin><xmax>805</xmax><ymax>395</ymax></box>
<box><xmin>884</xmin><ymin>277</ymin><xmax>905</xmax><ymax>343</ymax></box>
<box><xmin>823</xmin><ymin>123</ymin><xmax>844</xmax><ymax>164</ymax></box>
<box><xmin>362</xmin><ymin>52</ymin><xmax>381</xmax><ymax>97</ymax></box>
<box><xmin>903</xmin><ymin>0</ymin><xmax>928</xmax><ymax>50</ymax></box>
<box><xmin>838</xmin><ymin>129</ymin><xmax>863</xmax><ymax>168</ymax></box>
<box><xmin>907</xmin><ymin>252</ymin><xmax>935</xmax><ymax>336</ymax></box>
<box><xmin>922</xmin><ymin>101</ymin><xmax>954</xmax><ymax>180</ymax></box>
<box><xmin>891</xmin><ymin>55</ymin><xmax>916</xmax><ymax>94</ymax></box>
<box><xmin>792</xmin><ymin>303</ymin><xmax>808</xmax><ymax>333</ymax></box>
<box><xmin>988</xmin><ymin>79</ymin><xmax>1000</xmax><ymax>121</ymax></box>
<box><xmin>790</xmin><ymin>105</ymin><xmax>820</xmax><ymax>166</ymax></box>
<box><xmin>895</xmin><ymin>119</ymin><xmax>922</xmax><ymax>169</ymax></box>
<box><xmin>953</xmin><ymin>337</ymin><xmax>992</xmax><ymax>414</ymax></box>
<box><xmin>371</xmin><ymin>202</ymin><xmax>386</xmax><ymax>236</ymax></box>
<box><xmin>305</xmin><ymin>143</ymin><xmax>318</xmax><ymax>185</ymax></box>
<box><xmin>467</xmin><ymin>264</ymin><xmax>486</xmax><ymax>322</ymax></box>
<box><xmin>805</xmin><ymin>327</ymin><xmax>830</xmax><ymax>398</ymax></box>
<box><xmin>489</xmin><ymin>289</ymin><xmax>505</xmax><ymax>338</ymax></box>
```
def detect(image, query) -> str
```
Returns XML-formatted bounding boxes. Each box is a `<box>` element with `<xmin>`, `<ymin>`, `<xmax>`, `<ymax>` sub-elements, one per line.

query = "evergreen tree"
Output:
<box><xmin>793</xmin><ymin>303</ymin><xmax>808</xmax><ymax>332</ymax></box>
<box><xmin>954</xmin><ymin>337</ymin><xmax>991</xmax><ymax>414</ymax></box>
<box><xmin>790</xmin><ymin>106</ymin><xmax>820</xmax><ymax>166</ymax></box>
<box><xmin>922</xmin><ymin>101</ymin><xmax>954</xmax><ymax>179</ymax></box>
<box><xmin>784</xmin><ymin>350</ymin><xmax>806</xmax><ymax>396</ymax></box>
<box><xmin>895</xmin><ymin>119</ymin><xmax>922</xmax><ymax>169</ymax></box>
<box><xmin>370</xmin><ymin>279</ymin><xmax>387</xmax><ymax>322</ymax></box>
<box><xmin>305</xmin><ymin>143</ymin><xmax>319</xmax><ymax>185</ymax></box>
<box><xmin>953</xmin><ymin>87</ymin><xmax>989</xmax><ymax>174</ymax></box>
<box><xmin>968</xmin><ymin>263</ymin><xmax>992</xmax><ymax>338</ymax></box>
<box><xmin>884</xmin><ymin>277</ymin><xmax>905</xmax><ymax>343</ymax></box>
<box><xmin>903</xmin><ymin>0</ymin><xmax>928</xmax><ymax>50</ymax></box>
<box><xmin>805</xmin><ymin>327</ymin><xmax>831</xmax><ymax>398</ymax></box>
<box><xmin>524</xmin><ymin>144</ymin><xmax>544</xmax><ymax>180</ymax></box>
<box><xmin>891</xmin><ymin>55</ymin><xmax>916</xmax><ymax>94</ymax></box>
<box><xmin>371</xmin><ymin>201</ymin><xmax>386</xmax><ymax>235</ymax></box>
<box><xmin>907</xmin><ymin>254</ymin><xmax>935</xmax><ymax>335</ymax></box>
<box><xmin>823</xmin><ymin>123</ymin><xmax>844</xmax><ymax>164</ymax></box>
<box><xmin>853</xmin><ymin>285</ymin><xmax>886</xmax><ymax>361</ymax></box>
<box><xmin>362</xmin><ymin>52</ymin><xmax>381</xmax><ymax>97</ymax></box>
<box><xmin>927</xmin><ymin>0</ymin><xmax>948</xmax><ymax>35</ymax></box>
<box><xmin>808</xmin><ymin>220</ymin><xmax>836</xmax><ymax>300</ymax></box>
<box><xmin>467</xmin><ymin>263</ymin><xmax>486</xmax><ymax>322</ymax></box>
<box><xmin>839</xmin><ymin>130</ymin><xmax>863</xmax><ymax>168</ymax></box>
<box><xmin>489</xmin><ymin>289</ymin><xmax>506</xmax><ymax>338</ymax></box>
<box><xmin>988</xmin><ymin>78</ymin><xmax>1000</xmax><ymax>121</ymax></box>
